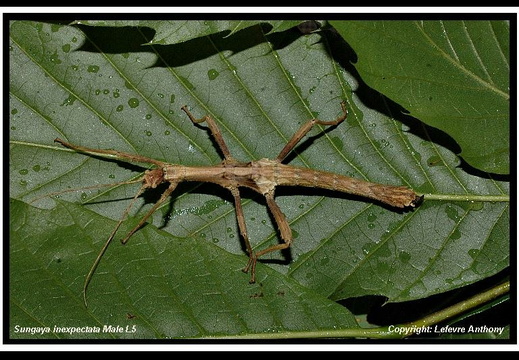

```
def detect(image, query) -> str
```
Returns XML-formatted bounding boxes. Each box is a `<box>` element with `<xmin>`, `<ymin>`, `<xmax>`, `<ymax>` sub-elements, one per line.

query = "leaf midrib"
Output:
<box><xmin>415</xmin><ymin>20</ymin><xmax>509</xmax><ymax>100</ymax></box>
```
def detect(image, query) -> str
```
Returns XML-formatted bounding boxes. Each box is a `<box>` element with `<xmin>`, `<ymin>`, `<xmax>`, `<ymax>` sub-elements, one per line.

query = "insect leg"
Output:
<box><xmin>276</xmin><ymin>101</ymin><xmax>347</xmax><ymax>162</ymax></box>
<box><xmin>83</xmin><ymin>181</ymin><xmax>177</xmax><ymax>307</ymax></box>
<box><xmin>180</xmin><ymin>106</ymin><xmax>236</xmax><ymax>163</ymax></box>
<box><xmin>120</xmin><ymin>181</ymin><xmax>178</xmax><ymax>244</ymax></box>
<box><xmin>246</xmin><ymin>190</ymin><xmax>293</xmax><ymax>283</ymax></box>
<box><xmin>55</xmin><ymin>138</ymin><xmax>166</xmax><ymax>168</ymax></box>
<box><xmin>82</xmin><ymin>182</ymin><xmax>148</xmax><ymax>307</ymax></box>
<box><xmin>226</xmin><ymin>187</ymin><xmax>256</xmax><ymax>276</ymax></box>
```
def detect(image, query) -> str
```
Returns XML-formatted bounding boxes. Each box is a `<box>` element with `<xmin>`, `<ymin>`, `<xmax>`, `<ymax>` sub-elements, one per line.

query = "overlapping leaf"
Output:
<box><xmin>331</xmin><ymin>20</ymin><xmax>510</xmax><ymax>175</ymax></box>
<box><xmin>9</xmin><ymin>20</ymin><xmax>509</xmax><ymax>339</ymax></box>
<box><xmin>10</xmin><ymin>198</ymin><xmax>359</xmax><ymax>339</ymax></box>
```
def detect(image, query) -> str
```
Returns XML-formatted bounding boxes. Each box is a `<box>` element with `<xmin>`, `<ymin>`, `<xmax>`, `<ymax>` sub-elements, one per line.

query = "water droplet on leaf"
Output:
<box><xmin>399</xmin><ymin>251</ymin><xmax>411</xmax><ymax>263</ymax></box>
<box><xmin>207</xmin><ymin>69</ymin><xmax>219</xmax><ymax>80</ymax></box>
<box><xmin>468</xmin><ymin>248</ymin><xmax>479</xmax><ymax>259</ymax></box>
<box><xmin>50</xmin><ymin>51</ymin><xmax>62</xmax><ymax>64</ymax></box>
<box><xmin>128</xmin><ymin>98</ymin><xmax>140</xmax><ymax>108</ymax></box>
<box><xmin>87</xmin><ymin>65</ymin><xmax>100</xmax><ymax>73</ymax></box>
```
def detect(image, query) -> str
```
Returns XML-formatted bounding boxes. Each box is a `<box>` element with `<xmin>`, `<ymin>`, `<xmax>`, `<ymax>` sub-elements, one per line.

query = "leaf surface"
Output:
<box><xmin>331</xmin><ymin>20</ymin><xmax>510</xmax><ymax>174</ymax></box>
<box><xmin>9</xmin><ymin>20</ymin><xmax>509</xmax><ymax>339</ymax></box>
<box><xmin>73</xmin><ymin>20</ymin><xmax>304</xmax><ymax>44</ymax></box>
<box><xmin>10</xmin><ymin>198</ymin><xmax>358</xmax><ymax>339</ymax></box>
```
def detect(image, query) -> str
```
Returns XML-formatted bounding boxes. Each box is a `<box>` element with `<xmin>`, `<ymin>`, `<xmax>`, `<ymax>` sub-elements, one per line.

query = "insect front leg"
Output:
<box><xmin>82</xmin><ymin>181</ymin><xmax>149</xmax><ymax>307</ymax></box>
<box><xmin>83</xmin><ymin>180</ymin><xmax>178</xmax><ymax>307</ymax></box>
<box><xmin>120</xmin><ymin>181</ymin><xmax>178</xmax><ymax>244</ymax></box>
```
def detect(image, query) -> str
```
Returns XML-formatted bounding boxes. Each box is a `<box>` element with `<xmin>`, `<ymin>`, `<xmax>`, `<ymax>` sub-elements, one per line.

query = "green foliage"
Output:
<box><xmin>9</xmin><ymin>20</ymin><xmax>509</xmax><ymax>340</ymax></box>
<box><xmin>331</xmin><ymin>20</ymin><xmax>510</xmax><ymax>175</ymax></box>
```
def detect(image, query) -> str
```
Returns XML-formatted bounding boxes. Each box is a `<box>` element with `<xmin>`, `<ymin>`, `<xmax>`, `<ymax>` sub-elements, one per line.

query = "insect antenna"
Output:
<box><xmin>82</xmin><ymin>182</ymin><xmax>148</xmax><ymax>307</ymax></box>
<box><xmin>28</xmin><ymin>177</ymin><xmax>145</xmax><ymax>206</ymax></box>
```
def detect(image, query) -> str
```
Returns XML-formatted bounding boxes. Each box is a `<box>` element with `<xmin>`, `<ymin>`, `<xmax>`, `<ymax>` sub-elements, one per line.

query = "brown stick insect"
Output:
<box><xmin>50</xmin><ymin>101</ymin><xmax>421</xmax><ymax>306</ymax></box>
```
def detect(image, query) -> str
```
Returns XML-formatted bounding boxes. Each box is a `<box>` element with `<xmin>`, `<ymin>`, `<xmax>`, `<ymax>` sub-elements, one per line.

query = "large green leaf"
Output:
<box><xmin>331</xmin><ymin>20</ymin><xmax>510</xmax><ymax>175</ymax></box>
<box><xmin>10</xmin><ymin>198</ymin><xmax>359</xmax><ymax>339</ymax></box>
<box><xmin>9</xmin><ymin>20</ymin><xmax>509</xmax><ymax>339</ymax></box>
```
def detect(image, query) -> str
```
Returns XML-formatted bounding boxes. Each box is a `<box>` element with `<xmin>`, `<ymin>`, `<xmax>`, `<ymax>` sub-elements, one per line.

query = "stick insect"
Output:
<box><xmin>50</xmin><ymin>101</ymin><xmax>421</xmax><ymax>306</ymax></box>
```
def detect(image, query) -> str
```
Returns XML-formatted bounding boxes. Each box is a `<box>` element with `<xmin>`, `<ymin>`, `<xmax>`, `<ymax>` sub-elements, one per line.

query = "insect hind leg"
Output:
<box><xmin>276</xmin><ymin>101</ymin><xmax>347</xmax><ymax>162</ymax></box>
